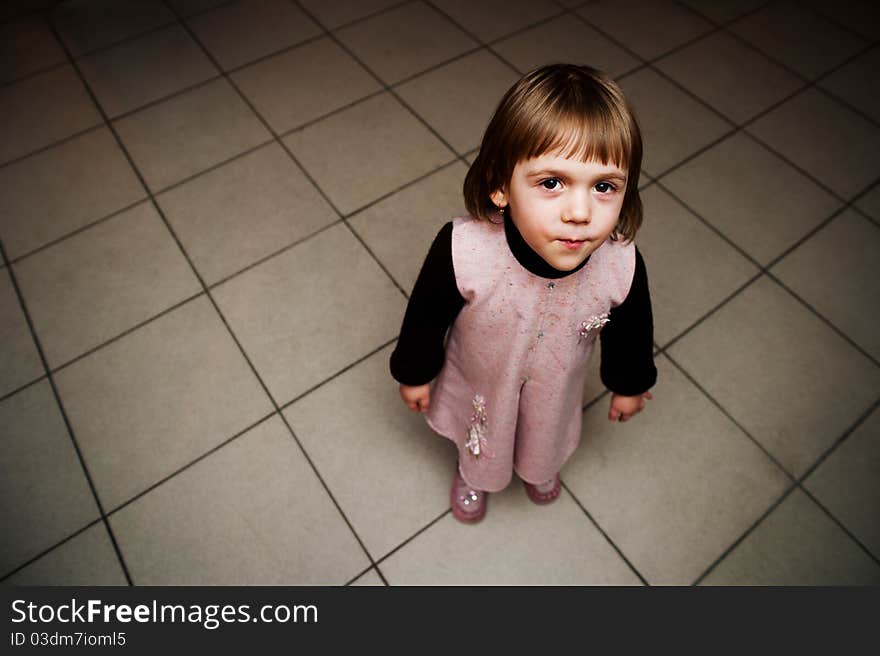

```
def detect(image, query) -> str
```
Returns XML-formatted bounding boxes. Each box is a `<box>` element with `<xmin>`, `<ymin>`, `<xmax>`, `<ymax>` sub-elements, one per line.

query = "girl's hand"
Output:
<box><xmin>608</xmin><ymin>391</ymin><xmax>653</xmax><ymax>422</ymax></box>
<box><xmin>400</xmin><ymin>383</ymin><xmax>431</xmax><ymax>413</ymax></box>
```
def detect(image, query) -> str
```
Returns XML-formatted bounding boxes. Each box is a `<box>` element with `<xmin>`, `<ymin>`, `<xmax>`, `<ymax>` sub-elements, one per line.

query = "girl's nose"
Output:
<box><xmin>565</xmin><ymin>190</ymin><xmax>590</xmax><ymax>223</ymax></box>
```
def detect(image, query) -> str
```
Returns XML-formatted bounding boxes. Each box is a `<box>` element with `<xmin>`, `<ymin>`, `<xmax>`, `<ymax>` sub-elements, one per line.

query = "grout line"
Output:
<box><xmin>661</xmin><ymin>352</ymin><xmax>798</xmax><ymax>484</ymax></box>
<box><xmin>654</xmin><ymin>272</ymin><xmax>764</xmax><ymax>355</ymax></box>
<box><xmin>8</xmin><ymin>197</ymin><xmax>150</xmax><ymax>265</ymax></box>
<box><xmin>204</xmin><ymin>218</ymin><xmax>344</xmax><ymax>288</ymax></box>
<box><xmin>0</xmin><ymin>373</ymin><xmax>48</xmax><ymax>405</ymax></box>
<box><xmin>44</xmin><ymin>292</ymin><xmax>206</xmax><ymax>375</ymax></box>
<box><xmin>277</xmin><ymin>338</ymin><xmax>399</xmax><ymax>413</ymax></box>
<box><xmin>0</xmin><ymin>59</ymin><xmax>69</xmax><ymax>90</ymax></box>
<box><xmin>851</xmin><ymin>203</ymin><xmax>880</xmax><ymax>230</ymax></box>
<box><xmin>763</xmin><ymin>272</ymin><xmax>880</xmax><ymax>369</ymax></box>
<box><xmin>339</xmin><ymin>156</ymin><xmax>464</xmax><ymax>220</ymax></box>
<box><xmin>371</xmin><ymin>508</ymin><xmax>451</xmax><ymax>569</ymax></box>
<box><xmin>104</xmin><ymin>412</ymin><xmax>278</xmax><ymax>518</ymax></box>
<box><xmin>175</xmin><ymin>0</ymin><xmax>243</xmax><ymax>21</ymax></box>
<box><xmin>327</xmin><ymin>0</ymin><xmax>412</xmax><ymax>32</ymax></box>
<box><xmin>694</xmin><ymin>396</ymin><xmax>880</xmax><ymax>584</ymax></box>
<box><xmin>50</xmin><ymin>16</ymin><xmax>179</xmax><ymax>62</ymax></box>
<box><xmin>691</xmin><ymin>482</ymin><xmax>800</xmax><ymax>585</ymax></box>
<box><xmin>0</xmin><ymin>517</ymin><xmax>104</xmax><ymax>583</ymax></box>
<box><xmin>800</xmin><ymin>486</ymin><xmax>880</xmax><ymax>568</ymax></box>
<box><xmin>562</xmin><ymin>480</ymin><xmax>650</xmax><ymax>585</ymax></box>
<box><xmin>0</xmin><ymin>237</ymin><xmax>134</xmax><ymax>586</ymax></box>
<box><xmin>0</xmin><ymin>121</ymin><xmax>105</xmax><ymax>172</ymax></box>
<box><xmin>375</xmin><ymin>563</ymin><xmax>390</xmax><ymax>586</ymax></box>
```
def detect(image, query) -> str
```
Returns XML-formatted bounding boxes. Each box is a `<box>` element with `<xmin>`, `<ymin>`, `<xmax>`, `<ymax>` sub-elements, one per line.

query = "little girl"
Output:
<box><xmin>390</xmin><ymin>64</ymin><xmax>656</xmax><ymax>523</ymax></box>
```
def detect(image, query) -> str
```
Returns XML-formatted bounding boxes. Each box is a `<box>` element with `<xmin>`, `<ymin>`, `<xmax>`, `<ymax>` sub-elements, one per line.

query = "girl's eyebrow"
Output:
<box><xmin>525</xmin><ymin>168</ymin><xmax>627</xmax><ymax>183</ymax></box>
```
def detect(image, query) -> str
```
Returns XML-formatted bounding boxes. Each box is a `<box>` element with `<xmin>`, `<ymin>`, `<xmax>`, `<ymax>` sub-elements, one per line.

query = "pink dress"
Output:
<box><xmin>425</xmin><ymin>216</ymin><xmax>635</xmax><ymax>492</ymax></box>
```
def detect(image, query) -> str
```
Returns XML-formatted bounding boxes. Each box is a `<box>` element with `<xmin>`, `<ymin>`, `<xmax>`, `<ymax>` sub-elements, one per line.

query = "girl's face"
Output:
<box><xmin>491</xmin><ymin>151</ymin><xmax>627</xmax><ymax>271</ymax></box>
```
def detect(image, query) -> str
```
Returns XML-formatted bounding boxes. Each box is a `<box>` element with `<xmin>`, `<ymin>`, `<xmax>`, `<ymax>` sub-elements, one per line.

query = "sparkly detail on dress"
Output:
<box><xmin>578</xmin><ymin>313</ymin><xmax>610</xmax><ymax>343</ymax></box>
<box><xmin>465</xmin><ymin>394</ymin><xmax>490</xmax><ymax>458</ymax></box>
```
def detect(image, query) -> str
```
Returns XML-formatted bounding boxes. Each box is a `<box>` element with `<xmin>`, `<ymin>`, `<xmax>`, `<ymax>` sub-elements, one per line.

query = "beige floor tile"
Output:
<box><xmin>284</xmin><ymin>92</ymin><xmax>453</xmax><ymax>215</ymax></box>
<box><xmin>431</xmin><ymin>0</ymin><xmax>561</xmax><ymax>43</ymax></box>
<box><xmin>157</xmin><ymin>143</ymin><xmax>338</xmax><ymax>285</ymax></box>
<box><xmin>78</xmin><ymin>24</ymin><xmax>218</xmax><ymax>119</ymax></box>
<box><xmin>284</xmin><ymin>344</ymin><xmax>458</xmax><ymax>557</ymax></box>
<box><xmin>299</xmin><ymin>0</ymin><xmax>401</xmax><ymax>29</ymax></box>
<box><xmin>856</xmin><ymin>184</ymin><xmax>880</xmax><ymax>222</ymax></box>
<box><xmin>166</xmin><ymin>0</ymin><xmax>232</xmax><ymax>17</ymax></box>
<box><xmin>0</xmin><ymin>128</ymin><xmax>145</xmax><ymax>260</ymax></box>
<box><xmin>748</xmin><ymin>89</ymin><xmax>880</xmax><ymax>200</ymax></box>
<box><xmin>187</xmin><ymin>0</ymin><xmax>321</xmax><ymax>71</ymax></box>
<box><xmin>0</xmin><ymin>381</ymin><xmax>100</xmax><ymax>576</ymax></box>
<box><xmin>804</xmin><ymin>0</ymin><xmax>880</xmax><ymax>40</ymax></box>
<box><xmin>0</xmin><ymin>65</ymin><xmax>102</xmax><ymax>166</ymax></box>
<box><xmin>395</xmin><ymin>50</ymin><xmax>518</xmax><ymax>154</ymax></box>
<box><xmin>349</xmin><ymin>568</ymin><xmax>385</xmax><ymax>586</ymax></box>
<box><xmin>348</xmin><ymin>161</ymin><xmax>466</xmax><ymax>292</ymax></box>
<box><xmin>565</xmin><ymin>356</ymin><xmax>790</xmax><ymax>584</ymax></box>
<box><xmin>660</xmin><ymin>133</ymin><xmax>841</xmax><ymax>266</ymax></box>
<box><xmin>335</xmin><ymin>1</ymin><xmax>476</xmax><ymax>84</ymax></box>
<box><xmin>110</xmin><ymin>415</ymin><xmax>369</xmax><ymax>584</ymax></box>
<box><xmin>805</xmin><ymin>408</ymin><xmax>880</xmax><ymax>559</ymax></box>
<box><xmin>0</xmin><ymin>14</ymin><xmax>66</xmax><ymax>84</ymax></box>
<box><xmin>636</xmin><ymin>186</ymin><xmax>758</xmax><ymax>345</ymax></box>
<box><xmin>53</xmin><ymin>0</ymin><xmax>176</xmax><ymax>57</ymax></box>
<box><xmin>773</xmin><ymin>210</ymin><xmax>880</xmax><ymax>360</ymax></box>
<box><xmin>656</xmin><ymin>32</ymin><xmax>804</xmax><ymax>124</ymax></box>
<box><xmin>54</xmin><ymin>296</ymin><xmax>274</xmax><ymax>510</ymax></box>
<box><xmin>618</xmin><ymin>68</ymin><xmax>731</xmax><ymax>176</ymax></box>
<box><xmin>492</xmin><ymin>14</ymin><xmax>640</xmax><ymax>78</ymax></box>
<box><xmin>232</xmin><ymin>37</ymin><xmax>380</xmax><ymax>134</ymax></box>
<box><xmin>213</xmin><ymin>223</ymin><xmax>405</xmax><ymax>405</ymax></box>
<box><xmin>668</xmin><ymin>276</ymin><xmax>880</xmax><ymax>477</ymax></box>
<box><xmin>113</xmin><ymin>78</ymin><xmax>271</xmax><ymax>192</ymax></box>
<box><xmin>729</xmin><ymin>0</ymin><xmax>866</xmax><ymax>79</ymax></box>
<box><xmin>701</xmin><ymin>489</ymin><xmax>880</xmax><ymax>585</ymax></box>
<box><xmin>382</xmin><ymin>487</ymin><xmax>643</xmax><ymax>585</ymax></box>
<box><xmin>14</xmin><ymin>202</ymin><xmax>202</xmax><ymax>368</ymax></box>
<box><xmin>4</xmin><ymin>523</ymin><xmax>127</xmax><ymax>585</ymax></box>
<box><xmin>819</xmin><ymin>46</ymin><xmax>880</xmax><ymax>124</ymax></box>
<box><xmin>0</xmin><ymin>271</ymin><xmax>43</xmax><ymax>399</ymax></box>
<box><xmin>578</xmin><ymin>0</ymin><xmax>713</xmax><ymax>60</ymax></box>
<box><xmin>679</xmin><ymin>0</ymin><xmax>766</xmax><ymax>23</ymax></box>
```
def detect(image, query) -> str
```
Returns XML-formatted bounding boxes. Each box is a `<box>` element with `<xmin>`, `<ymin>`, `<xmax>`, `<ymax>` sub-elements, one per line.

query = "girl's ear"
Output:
<box><xmin>490</xmin><ymin>189</ymin><xmax>507</xmax><ymax>208</ymax></box>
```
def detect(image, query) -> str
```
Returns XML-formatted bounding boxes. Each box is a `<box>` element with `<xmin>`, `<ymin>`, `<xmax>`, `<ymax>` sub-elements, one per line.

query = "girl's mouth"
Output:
<box><xmin>558</xmin><ymin>239</ymin><xmax>586</xmax><ymax>250</ymax></box>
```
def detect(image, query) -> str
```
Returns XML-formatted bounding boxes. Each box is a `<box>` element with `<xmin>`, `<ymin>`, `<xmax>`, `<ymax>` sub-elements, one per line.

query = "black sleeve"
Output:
<box><xmin>390</xmin><ymin>222</ymin><xmax>465</xmax><ymax>386</ymax></box>
<box><xmin>599</xmin><ymin>246</ymin><xmax>657</xmax><ymax>396</ymax></box>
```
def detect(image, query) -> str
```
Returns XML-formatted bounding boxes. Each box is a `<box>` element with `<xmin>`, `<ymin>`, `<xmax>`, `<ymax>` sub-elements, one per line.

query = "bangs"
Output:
<box><xmin>517</xmin><ymin>98</ymin><xmax>634</xmax><ymax>171</ymax></box>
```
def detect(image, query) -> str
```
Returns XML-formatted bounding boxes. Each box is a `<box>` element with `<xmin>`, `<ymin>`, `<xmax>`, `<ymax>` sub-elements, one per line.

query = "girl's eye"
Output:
<box><xmin>594</xmin><ymin>181</ymin><xmax>616</xmax><ymax>194</ymax></box>
<box><xmin>540</xmin><ymin>178</ymin><xmax>562</xmax><ymax>191</ymax></box>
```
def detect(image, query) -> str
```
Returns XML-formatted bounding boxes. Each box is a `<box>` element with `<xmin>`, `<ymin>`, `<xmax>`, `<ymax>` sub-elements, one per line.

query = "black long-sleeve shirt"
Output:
<box><xmin>390</xmin><ymin>217</ymin><xmax>657</xmax><ymax>396</ymax></box>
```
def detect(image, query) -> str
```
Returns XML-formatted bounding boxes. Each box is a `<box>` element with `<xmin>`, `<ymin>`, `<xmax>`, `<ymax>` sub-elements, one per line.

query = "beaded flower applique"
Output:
<box><xmin>465</xmin><ymin>395</ymin><xmax>491</xmax><ymax>458</ymax></box>
<box><xmin>578</xmin><ymin>313</ymin><xmax>610</xmax><ymax>343</ymax></box>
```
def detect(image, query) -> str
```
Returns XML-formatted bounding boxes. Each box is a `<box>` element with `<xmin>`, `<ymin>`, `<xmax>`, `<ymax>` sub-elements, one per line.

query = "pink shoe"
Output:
<box><xmin>450</xmin><ymin>472</ymin><xmax>487</xmax><ymax>523</ymax></box>
<box><xmin>524</xmin><ymin>473</ymin><xmax>561</xmax><ymax>505</ymax></box>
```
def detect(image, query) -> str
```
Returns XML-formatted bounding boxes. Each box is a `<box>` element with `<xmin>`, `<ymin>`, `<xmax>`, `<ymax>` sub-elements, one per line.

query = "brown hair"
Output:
<box><xmin>463</xmin><ymin>64</ymin><xmax>643</xmax><ymax>241</ymax></box>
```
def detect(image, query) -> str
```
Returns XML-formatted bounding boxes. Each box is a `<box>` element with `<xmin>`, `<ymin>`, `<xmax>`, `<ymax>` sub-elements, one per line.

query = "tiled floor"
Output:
<box><xmin>1</xmin><ymin>0</ymin><xmax>878</xmax><ymax>586</ymax></box>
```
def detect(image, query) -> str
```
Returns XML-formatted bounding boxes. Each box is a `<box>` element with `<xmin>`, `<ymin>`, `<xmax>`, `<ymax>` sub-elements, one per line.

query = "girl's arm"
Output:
<box><xmin>600</xmin><ymin>247</ymin><xmax>657</xmax><ymax>421</ymax></box>
<box><xmin>390</xmin><ymin>222</ymin><xmax>464</xmax><ymax>410</ymax></box>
